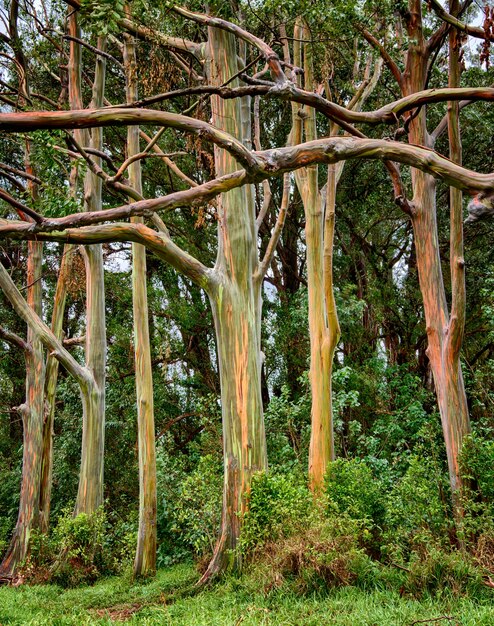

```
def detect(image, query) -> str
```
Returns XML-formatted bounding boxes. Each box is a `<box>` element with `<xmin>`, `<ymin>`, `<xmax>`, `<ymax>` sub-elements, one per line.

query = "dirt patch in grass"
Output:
<box><xmin>92</xmin><ymin>602</ymin><xmax>144</xmax><ymax>622</ymax></box>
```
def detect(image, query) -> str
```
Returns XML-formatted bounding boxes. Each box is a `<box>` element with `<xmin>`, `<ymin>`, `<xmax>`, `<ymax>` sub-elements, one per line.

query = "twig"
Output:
<box><xmin>410</xmin><ymin>616</ymin><xmax>456</xmax><ymax>625</ymax></box>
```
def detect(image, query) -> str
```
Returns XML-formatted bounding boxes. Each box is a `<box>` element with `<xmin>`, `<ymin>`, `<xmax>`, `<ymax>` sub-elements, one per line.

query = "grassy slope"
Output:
<box><xmin>0</xmin><ymin>564</ymin><xmax>493</xmax><ymax>625</ymax></box>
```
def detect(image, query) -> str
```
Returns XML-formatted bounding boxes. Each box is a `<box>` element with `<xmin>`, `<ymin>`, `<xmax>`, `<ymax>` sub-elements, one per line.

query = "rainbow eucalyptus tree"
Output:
<box><xmin>287</xmin><ymin>16</ymin><xmax>383</xmax><ymax>492</ymax></box>
<box><xmin>355</xmin><ymin>0</ymin><xmax>492</xmax><ymax>508</ymax></box>
<box><xmin>123</xmin><ymin>9</ymin><xmax>157</xmax><ymax>576</ymax></box>
<box><xmin>0</xmin><ymin>1</ymin><xmax>47</xmax><ymax>577</ymax></box>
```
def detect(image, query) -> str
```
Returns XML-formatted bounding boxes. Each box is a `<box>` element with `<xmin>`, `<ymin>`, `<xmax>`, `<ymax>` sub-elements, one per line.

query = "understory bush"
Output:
<box><xmin>239</xmin><ymin>453</ymin><xmax>493</xmax><ymax>599</ymax></box>
<box><xmin>23</xmin><ymin>506</ymin><xmax>138</xmax><ymax>586</ymax></box>
<box><xmin>156</xmin><ymin>450</ymin><xmax>222</xmax><ymax>566</ymax></box>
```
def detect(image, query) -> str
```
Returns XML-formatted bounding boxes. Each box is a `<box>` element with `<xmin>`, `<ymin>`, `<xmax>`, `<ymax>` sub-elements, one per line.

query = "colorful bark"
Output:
<box><xmin>123</xmin><ymin>19</ymin><xmax>157</xmax><ymax>577</ymax></box>
<box><xmin>291</xmin><ymin>19</ymin><xmax>335</xmax><ymax>492</ymax></box>
<box><xmin>199</xmin><ymin>25</ymin><xmax>267</xmax><ymax>580</ymax></box>
<box><xmin>404</xmin><ymin>0</ymin><xmax>470</xmax><ymax>502</ymax></box>
<box><xmin>0</xmin><ymin>242</ymin><xmax>45</xmax><ymax>577</ymax></box>
<box><xmin>39</xmin><ymin>245</ymin><xmax>75</xmax><ymax>533</ymax></box>
<box><xmin>0</xmin><ymin>2</ymin><xmax>45</xmax><ymax>575</ymax></box>
<box><xmin>75</xmin><ymin>36</ymin><xmax>107</xmax><ymax>516</ymax></box>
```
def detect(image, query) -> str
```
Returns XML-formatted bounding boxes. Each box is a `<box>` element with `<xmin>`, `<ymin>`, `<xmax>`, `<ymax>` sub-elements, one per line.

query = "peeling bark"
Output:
<box><xmin>123</xmin><ymin>16</ymin><xmax>157</xmax><ymax>577</ymax></box>
<box><xmin>199</xmin><ymin>26</ymin><xmax>267</xmax><ymax>582</ymax></box>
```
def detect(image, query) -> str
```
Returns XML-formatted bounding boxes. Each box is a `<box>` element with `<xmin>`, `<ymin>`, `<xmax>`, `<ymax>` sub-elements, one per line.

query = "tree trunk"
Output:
<box><xmin>199</xmin><ymin>25</ymin><xmax>267</xmax><ymax>581</ymax></box>
<box><xmin>291</xmin><ymin>19</ymin><xmax>336</xmax><ymax>492</ymax></box>
<box><xmin>404</xmin><ymin>0</ymin><xmax>470</xmax><ymax>501</ymax></box>
<box><xmin>75</xmin><ymin>36</ymin><xmax>107</xmax><ymax>516</ymax></box>
<box><xmin>123</xmin><ymin>18</ymin><xmax>157</xmax><ymax>577</ymax></box>
<box><xmin>39</xmin><ymin>245</ymin><xmax>75</xmax><ymax>533</ymax></box>
<box><xmin>0</xmin><ymin>242</ymin><xmax>45</xmax><ymax>577</ymax></box>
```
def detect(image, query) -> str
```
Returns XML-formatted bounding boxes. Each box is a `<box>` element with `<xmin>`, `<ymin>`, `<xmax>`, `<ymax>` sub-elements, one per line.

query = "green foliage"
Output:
<box><xmin>263</xmin><ymin>382</ymin><xmax>310</xmax><ymax>469</ymax></box>
<box><xmin>383</xmin><ymin>455</ymin><xmax>451</xmax><ymax>561</ymax></box>
<box><xmin>403</xmin><ymin>548</ymin><xmax>486</xmax><ymax>599</ymax></box>
<box><xmin>53</xmin><ymin>508</ymin><xmax>105</xmax><ymax>564</ymax></box>
<box><xmin>460</xmin><ymin>433</ymin><xmax>494</xmax><ymax>504</ymax></box>
<box><xmin>80</xmin><ymin>0</ymin><xmax>125</xmax><ymax>35</ymax></box>
<box><xmin>156</xmin><ymin>449</ymin><xmax>222</xmax><ymax>565</ymax></box>
<box><xmin>325</xmin><ymin>458</ymin><xmax>385</xmax><ymax>528</ymax></box>
<box><xmin>1</xmin><ymin>562</ymin><xmax>494</xmax><ymax>625</ymax></box>
<box><xmin>240</xmin><ymin>471</ymin><xmax>313</xmax><ymax>556</ymax></box>
<box><xmin>170</xmin><ymin>455</ymin><xmax>222</xmax><ymax>560</ymax></box>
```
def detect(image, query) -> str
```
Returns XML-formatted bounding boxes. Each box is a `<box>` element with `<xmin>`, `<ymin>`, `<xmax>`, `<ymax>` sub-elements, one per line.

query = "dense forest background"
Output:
<box><xmin>0</xmin><ymin>0</ymin><xmax>494</xmax><ymax>607</ymax></box>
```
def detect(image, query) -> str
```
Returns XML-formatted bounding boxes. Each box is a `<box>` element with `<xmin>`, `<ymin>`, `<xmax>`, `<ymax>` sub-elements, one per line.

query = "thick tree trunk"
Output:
<box><xmin>306</xmin><ymin>188</ymin><xmax>334</xmax><ymax>491</ymax></box>
<box><xmin>0</xmin><ymin>0</ymin><xmax>46</xmax><ymax>578</ymax></box>
<box><xmin>405</xmin><ymin>0</ymin><xmax>470</xmax><ymax>501</ymax></box>
<box><xmin>123</xmin><ymin>20</ymin><xmax>157</xmax><ymax>577</ymax></box>
<box><xmin>199</xmin><ymin>25</ymin><xmax>267</xmax><ymax>581</ymax></box>
<box><xmin>75</xmin><ymin>36</ymin><xmax>107</xmax><ymax>516</ymax></box>
<box><xmin>202</xmin><ymin>278</ymin><xmax>267</xmax><ymax>577</ymax></box>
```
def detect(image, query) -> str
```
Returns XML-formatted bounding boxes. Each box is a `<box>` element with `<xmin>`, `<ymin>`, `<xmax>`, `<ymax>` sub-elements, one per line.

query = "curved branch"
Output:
<box><xmin>0</xmin><ymin>261</ymin><xmax>93</xmax><ymax>388</ymax></box>
<box><xmin>427</xmin><ymin>0</ymin><xmax>492</xmax><ymax>42</ymax></box>
<box><xmin>0</xmin><ymin>222</ymin><xmax>213</xmax><ymax>289</ymax></box>
<box><xmin>117</xmin><ymin>85</ymin><xmax>494</xmax><ymax>131</ymax></box>
<box><xmin>257</xmin><ymin>137</ymin><xmax>494</xmax><ymax>194</ymax></box>
<box><xmin>36</xmin><ymin>171</ymin><xmax>246</xmax><ymax>229</ymax></box>
<box><xmin>0</xmin><ymin>187</ymin><xmax>44</xmax><ymax>223</ymax></box>
<box><xmin>256</xmin><ymin>172</ymin><xmax>290</xmax><ymax>280</ymax></box>
<box><xmin>0</xmin><ymin>108</ymin><xmax>262</xmax><ymax>172</ymax></box>
<box><xmin>173</xmin><ymin>6</ymin><xmax>286</xmax><ymax>84</ymax></box>
<box><xmin>358</xmin><ymin>27</ymin><xmax>404</xmax><ymax>90</ymax></box>
<box><xmin>0</xmin><ymin>136</ymin><xmax>492</xmax><ymax>237</ymax></box>
<box><xmin>117</xmin><ymin>17</ymin><xmax>203</xmax><ymax>58</ymax></box>
<box><xmin>0</xmin><ymin>325</ymin><xmax>31</xmax><ymax>352</ymax></box>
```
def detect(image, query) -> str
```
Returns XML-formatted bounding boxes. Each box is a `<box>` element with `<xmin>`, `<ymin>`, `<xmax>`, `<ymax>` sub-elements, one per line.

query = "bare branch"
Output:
<box><xmin>358</xmin><ymin>27</ymin><xmax>404</xmax><ymax>90</ymax></box>
<box><xmin>256</xmin><ymin>172</ymin><xmax>290</xmax><ymax>280</ymax></box>
<box><xmin>0</xmin><ymin>108</ymin><xmax>262</xmax><ymax>173</ymax></box>
<box><xmin>0</xmin><ymin>260</ymin><xmax>93</xmax><ymax>387</ymax></box>
<box><xmin>0</xmin><ymin>162</ymin><xmax>42</xmax><ymax>185</ymax></box>
<box><xmin>173</xmin><ymin>6</ymin><xmax>286</xmax><ymax>83</ymax></box>
<box><xmin>0</xmin><ymin>325</ymin><xmax>31</xmax><ymax>352</ymax></box>
<box><xmin>427</xmin><ymin>0</ymin><xmax>491</xmax><ymax>41</ymax></box>
<box><xmin>1</xmin><ymin>223</ymin><xmax>212</xmax><ymax>288</ymax></box>
<box><xmin>0</xmin><ymin>187</ymin><xmax>44</xmax><ymax>223</ymax></box>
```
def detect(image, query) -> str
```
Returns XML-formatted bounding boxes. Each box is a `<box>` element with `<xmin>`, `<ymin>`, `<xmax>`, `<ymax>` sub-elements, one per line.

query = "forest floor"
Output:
<box><xmin>0</xmin><ymin>562</ymin><xmax>493</xmax><ymax>625</ymax></box>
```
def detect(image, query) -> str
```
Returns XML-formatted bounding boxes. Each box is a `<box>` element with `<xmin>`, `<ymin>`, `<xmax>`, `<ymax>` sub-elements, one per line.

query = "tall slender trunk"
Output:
<box><xmin>291</xmin><ymin>20</ymin><xmax>336</xmax><ymax>491</ymax></box>
<box><xmin>75</xmin><ymin>36</ymin><xmax>107</xmax><ymax>515</ymax></box>
<box><xmin>38</xmin><ymin>8</ymin><xmax>83</xmax><ymax>532</ymax></box>
<box><xmin>123</xmin><ymin>20</ymin><xmax>157</xmax><ymax>577</ymax></box>
<box><xmin>0</xmin><ymin>1</ymin><xmax>45</xmax><ymax>574</ymax></box>
<box><xmin>200</xmin><ymin>26</ymin><xmax>267</xmax><ymax>581</ymax></box>
<box><xmin>39</xmin><ymin>246</ymin><xmax>75</xmax><ymax>533</ymax></box>
<box><xmin>0</xmin><ymin>242</ymin><xmax>45</xmax><ymax>577</ymax></box>
<box><xmin>444</xmin><ymin>0</ymin><xmax>470</xmax><ymax>499</ymax></box>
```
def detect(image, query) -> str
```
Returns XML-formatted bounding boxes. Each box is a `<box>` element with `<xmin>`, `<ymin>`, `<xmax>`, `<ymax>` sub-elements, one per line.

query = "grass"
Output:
<box><xmin>0</xmin><ymin>563</ymin><xmax>493</xmax><ymax>625</ymax></box>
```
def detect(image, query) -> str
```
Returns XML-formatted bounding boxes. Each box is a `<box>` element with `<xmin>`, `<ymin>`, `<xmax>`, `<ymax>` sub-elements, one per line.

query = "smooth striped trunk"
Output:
<box><xmin>199</xmin><ymin>26</ymin><xmax>268</xmax><ymax>580</ymax></box>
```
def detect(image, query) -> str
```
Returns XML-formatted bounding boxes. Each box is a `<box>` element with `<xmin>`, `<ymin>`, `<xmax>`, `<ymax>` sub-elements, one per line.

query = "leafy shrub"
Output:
<box><xmin>383</xmin><ymin>455</ymin><xmax>451</xmax><ymax>561</ymax></box>
<box><xmin>240</xmin><ymin>471</ymin><xmax>313</xmax><ymax>556</ymax></box>
<box><xmin>0</xmin><ymin>516</ymin><xmax>11</xmax><ymax>556</ymax></box>
<box><xmin>167</xmin><ymin>455</ymin><xmax>223</xmax><ymax>561</ymax></box>
<box><xmin>403</xmin><ymin>548</ymin><xmax>486</xmax><ymax>599</ymax></box>
<box><xmin>49</xmin><ymin>507</ymin><xmax>107</xmax><ymax>587</ymax></box>
<box><xmin>325</xmin><ymin>458</ymin><xmax>385</xmax><ymax>528</ymax></box>
<box><xmin>460</xmin><ymin>433</ymin><xmax>494</xmax><ymax>505</ymax></box>
<box><xmin>263</xmin><ymin>384</ymin><xmax>310</xmax><ymax>470</ymax></box>
<box><xmin>458</xmin><ymin>434</ymin><xmax>494</xmax><ymax>567</ymax></box>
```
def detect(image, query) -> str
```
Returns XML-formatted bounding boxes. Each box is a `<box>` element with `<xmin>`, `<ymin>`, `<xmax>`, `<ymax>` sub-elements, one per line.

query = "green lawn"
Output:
<box><xmin>0</xmin><ymin>564</ymin><xmax>493</xmax><ymax>625</ymax></box>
